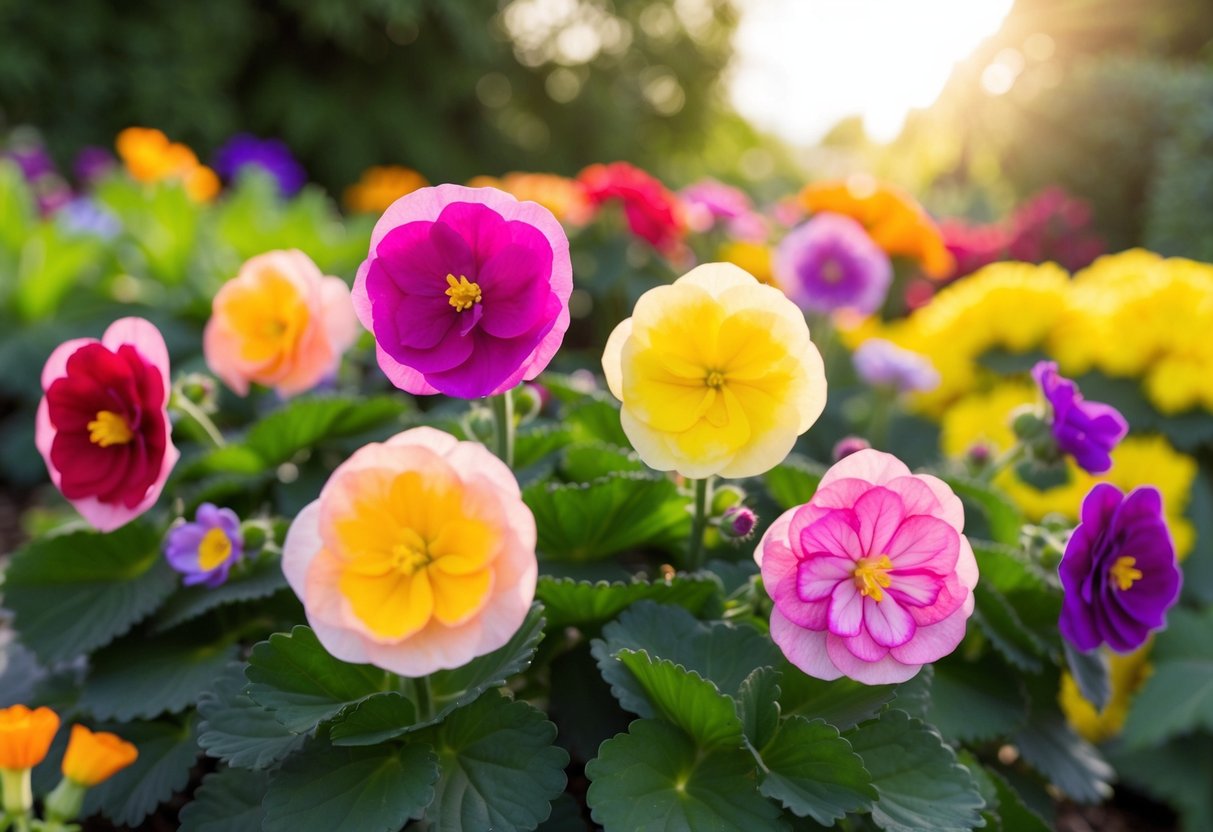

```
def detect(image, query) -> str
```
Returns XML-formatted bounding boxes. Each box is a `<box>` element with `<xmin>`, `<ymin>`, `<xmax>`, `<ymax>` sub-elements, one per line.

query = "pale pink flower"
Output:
<box><xmin>756</xmin><ymin>449</ymin><xmax>977</xmax><ymax>684</ymax></box>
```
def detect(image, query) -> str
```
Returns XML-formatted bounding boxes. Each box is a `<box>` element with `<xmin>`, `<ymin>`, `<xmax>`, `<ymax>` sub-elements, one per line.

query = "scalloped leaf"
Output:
<box><xmin>616</xmin><ymin>650</ymin><xmax>744</xmax><ymax>749</ymax></box>
<box><xmin>178</xmin><ymin>768</ymin><xmax>268</xmax><ymax>832</ymax></box>
<box><xmin>4</xmin><ymin>523</ymin><xmax>177</xmax><ymax>663</ymax></box>
<box><xmin>586</xmin><ymin>719</ymin><xmax>783</xmax><ymax>832</ymax></box>
<box><xmin>536</xmin><ymin>574</ymin><xmax>719</xmax><ymax>631</ymax></box>
<box><xmin>755</xmin><ymin>716</ymin><xmax>877</xmax><ymax>825</ymax></box>
<box><xmin>152</xmin><ymin>554</ymin><xmax>289</xmax><ymax>632</ymax></box>
<box><xmin>197</xmin><ymin>664</ymin><xmax>305</xmax><ymax>770</ymax></box>
<box><xmin>82</xmin><ymin>718</ymin><xmax>200</xmax><ymax>827</ymax></box>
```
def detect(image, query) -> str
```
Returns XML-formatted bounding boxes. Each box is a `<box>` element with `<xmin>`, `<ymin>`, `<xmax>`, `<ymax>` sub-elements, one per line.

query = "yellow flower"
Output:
<box><xmin>0</xmin><ymin>705</ymin><xmax>59</xmax><ymax>771</ymax></box>
<box><xmin>601</xmin><ymin>262</ymin><xmax>827</xmax><ymax>478</ymax></box>
<box><xmin>344</xmin><ymin>165</ymin><xmax>428</xmax><ymax>214</ymax></box>
<box><xmin>717</xmin><ymin>241</ymin><xmax>774</xmax><ymax>285</ymax></box>
<box><xmin>1059</xmin><ymin>647</ymin><xmax>1152</xmax><ymax>743</ymax></box>
<box><xmin>61</xmin><ymin>725</ymin><xmax>138</xmax><ymax>787</ymax></box>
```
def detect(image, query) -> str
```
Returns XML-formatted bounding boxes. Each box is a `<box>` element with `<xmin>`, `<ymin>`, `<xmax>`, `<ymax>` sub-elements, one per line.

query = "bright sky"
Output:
<box><xmin>729</xmin><ymin>0</ymin><xmax>1014</xmax><ymax>144</ymax></box>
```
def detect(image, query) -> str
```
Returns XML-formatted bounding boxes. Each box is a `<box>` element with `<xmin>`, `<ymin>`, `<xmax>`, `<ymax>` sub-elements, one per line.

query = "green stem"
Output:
<box><xmin>491</xmin><ymin>389</ymin><xmax>515</xmax><ymax>468</ymax></box>
<box><xmin>983</xmin><ymin>443</ymin><xmax>1026</xmax><ymax>482</ymax></box>
<box><xmin>867</xmin><ymin>387</ymin><xmax>896</xmax><ymax>449</ymax></box>
<box><xmin>412</xmin><ymin>675</ymin><xmax>434</xmax><ymax>722</ymax></box>
<box><xmin>687</xmin><ymin>477</ymin><xmax>714</xmax><ymax>572</ymax></box>
<box><xmin>171</xmin><ymin>393</ymin><xmax>225</xmax><ymax>448</ymax></box>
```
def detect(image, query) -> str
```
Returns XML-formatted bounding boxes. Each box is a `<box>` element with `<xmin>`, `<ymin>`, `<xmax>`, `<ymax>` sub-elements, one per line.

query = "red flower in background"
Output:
<box><xmin>577</xmin><ymin>162</ymin><xmax>685</xmax><ymax>255</ymax></box>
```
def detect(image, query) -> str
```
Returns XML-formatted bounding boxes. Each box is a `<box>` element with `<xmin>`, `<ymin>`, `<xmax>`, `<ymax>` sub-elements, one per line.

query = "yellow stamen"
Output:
<box><xmin>87</xmin><ymin>411</ymin><xmax>133</xmax><ymax>447</ymax></box>
<box><xmin>390</xmin><ymin>528</ymin><xmax>432</xmax><ymax>575</ymax></box>
<box><xmin>445</xmin><ymin>274</ymin><xmax>482</xmax><ymax>312</ymax></box>
<box><xmin>1110</xmin><ymin>556</ymin><xmax>1143</xmax><ymax>592</ymax></box>
<box><xmin>853</xmin><ymin>555</ymin><xmax>894</xmax><ymax>602</ymax></box>
<box><xmin>197</xmin><ymin>528</ymin><xmax>233</xmax><ymax>571</ymax></box>
<box><xmin>705</xmin><ymin>370</ymin><xmax>726</xmax><ymax>389</ymax></box>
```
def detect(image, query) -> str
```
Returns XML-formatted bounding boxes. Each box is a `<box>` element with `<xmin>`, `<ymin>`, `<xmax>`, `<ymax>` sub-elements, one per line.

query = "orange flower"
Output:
<box><xmin>0</xmin><ymin>705</ymin><xmax>59</xmax><ymax>770</ymax></box>
<box><xmin>468</xmin><ymin>172</ymin><xmax>591</xmax><ymax>225</ymax></box>
<box><xmin>799</xmin><ymin>176</ymin><xmax>955</xmax><ymax>279</ymax></box>
<box><xmin>115</xmin><ymin>126</ymin><xmax>219</xmax><ymax>203</ymax></box>
<box><xmin>61</xmin><ymin>725</ymin><xmax>137</xmax><ymax>787</ymax></box>
<box><xmin>344</xmin><ymin>165</ymin><xmax>429</xmax><ymax>214</ymax></box>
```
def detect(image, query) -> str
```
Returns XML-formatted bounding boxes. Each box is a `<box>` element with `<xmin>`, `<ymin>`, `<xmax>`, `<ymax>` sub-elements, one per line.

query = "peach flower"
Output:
<box><xmin>204</xmin><ymin>250</ymin><xmax>358</xmax><ymax>397</ymax></box>
<box><xmin>281</xmin><ymin>427</ymin><xmax>538</xmax><ymax>676</ymax></box>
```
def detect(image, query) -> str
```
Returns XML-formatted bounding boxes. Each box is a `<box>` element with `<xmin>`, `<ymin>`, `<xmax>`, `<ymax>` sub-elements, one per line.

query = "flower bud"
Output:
<box><xmin>720</xmin><ymin>506</ymin><xmax>758</xmax><ymax>541</ymax></box>
<box><xmin>832</xmin><ymin>436</ymin><xmax>871</xmax><ymax>462</ymax></box>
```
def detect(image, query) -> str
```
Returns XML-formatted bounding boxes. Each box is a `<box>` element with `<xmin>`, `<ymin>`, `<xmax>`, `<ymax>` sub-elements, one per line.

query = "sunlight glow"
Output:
<box><xmin>729</xmin><ymin>0</ymin><xmax>1014</xmax><ymax>145</ymax></box>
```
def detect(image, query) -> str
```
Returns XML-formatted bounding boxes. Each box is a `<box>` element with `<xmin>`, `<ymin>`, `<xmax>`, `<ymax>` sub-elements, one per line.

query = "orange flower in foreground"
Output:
<box><xmin>344</xmin><ymin>165</ymin><xmax>429</xmax><ymax>214</ymax></box>
<box><xmin>0</xmin><ymin>705</ymin><xmax>59</xmax><ymax>770</ymax></box>
<box><xmin>61</xmin><ymin>725</ymin><xmax>138</xmax><ymax>787</ymax></box>
<box><xmin>115</xmin><ymin>127</ymin><xmax>219</xmax><ymax>203</ymax></box>
<box><xmin>799</xmin><ymin>176</ymin><xmax>955</xmax><ymax>279</ymax></box>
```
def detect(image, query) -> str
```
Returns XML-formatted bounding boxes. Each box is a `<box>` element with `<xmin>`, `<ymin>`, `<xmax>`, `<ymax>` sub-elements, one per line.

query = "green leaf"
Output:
<box><xmin>77</xmin><ymin>634</ymin><xmax>238</xmax><ymax>721</ymax></box>
<box><xmin>152</xmin><ymin>555</ymin><xmax>289</xmax><ymax>632</ymax></box>
<box><xmin>262</xmin><ymin>741</ymin><xmax>438</xmax><ymax>832</ymax></box>
<box><xmin>923</xmin><ymin>657</ymin><xmax>1029</xmax><ymax>744</ymax></box>
<box><xmin>245</xmin><ymin>626</ymin><xmax>389</xmax><ymax>733</ymax></box>
<box><xmin>423</xmin><ymin>690</ymin><xmax>569</xmax><ymax>831</ymax></box>
<box><xmin>971</xmin><ymin>583</ymin><xmax>1047</xmax><ymax>672</ymax></box>
<box><xmin>83</xmin><ymin>718</ymin><xmax>200</xmax><ymax>827</ymax></box>
<box><xmin>970</xmin><ymin>539</ymin><xmax>1053</xmax><ymax>594</ymax></box>
<box><xmin>1013</xmin><ymin>710</ymin><xmax>1112</xmax><ymax>804</ymax></box>
<box><xmin>524</xmin><ymin>472</ymin><xmax>690</xmax><ymax>561</ymax></box>
<box><xmin>765</xmin><ymin>454</ymin><xmax>825</xmax><ymax>511</ymax></box>
<box><xmin>1122</xmin><ymin>606</ymin><xmax>1213</xmax><ymax>747</ymax></box>
<box><xmin>514</xmin><ymin>424</ymin><xmax>574</xmax><ymax>470</ymax></box>
<box><xmin>565</xmin><ymin>397</ymin><xmax>630</xmax><ymax>447</ymax></box>
<box><xmin>178</xmin><ymin>768</ymin><xmax>268</xmax><ymax>832</ymax></box>
<box><xmin>1107</xmin><ymin>734</ymin><xmax>1213</xmax><ymax>832</ymax></box>
<box><xmin>536</xmin><ymin>574</ymin><xmax>720</xmax><ymax>631</ymax></box>
<box><xmin>984</xmin><ymin>766</ymin><xmax>1051</xmax><ymax>832</ymax></box>
<box><xmin>942</xmin><ymin>476</ymin><xmax>1024</xmax><ymax>547</ymax></box>
<box><xmin>756</xmin><ymin>716</ymin><xmax>876</xmax><ymax>825</ymax></box>
<box><xmin>559</xmin><ymin>440</ymin><xmax>646</xmax><ymax>481</ymax></box>
<box><xmin>586</xmin><ymin>719</ymin><xmax>783</xmax><ymax>832</ymax></box>
<box><xmin>591</xmin><ymin>602</ymin><xmax>780</xmax><ymax>716</ymax></box>
<box><xmin>845</xmin><ymin>710</ymin><xmax>986</xmax><ymax>832</ymax></box>
<box><xmin>1062</xmin><ymin>642</ymin><xmax>1110</xmax><ymax>713</ymax></box>
<box><xmin>330</xmin><ymin>603</ymin><xmax>545</xmax><ymax>746</ymax></box>
<box><xmin>778</xmin><ymin>662</ymin><xmax>897</xmax><ymax>731</ymax></box>
<box><xmin>617</xmin><ymin>650</ymin><xmax>744</xmax><ymax>749</ymax></box>
<box><xmin>4</xmin><ymin>523</ymin><xmax>178</xmax><ymax>663</ymax></box>
<box><xmin>737</xmin><ymin>667</ymin><xmax>782</xmax><ymax>750</ymax></box>
<box><xmin>197</xmin><ymin>665</ymin><xmax>306</xmax><ymax>769</ymax></box>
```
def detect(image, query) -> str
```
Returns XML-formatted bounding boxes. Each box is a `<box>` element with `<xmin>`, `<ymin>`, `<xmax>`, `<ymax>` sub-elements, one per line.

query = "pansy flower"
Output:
<box><xmin>164</xmin><ymin>503</ymin><xmax>244</xmax><ymax>587</ymax></box>
<box><xmin>1032</xmin><ymin>361</ymin><xmax>1128</xmax><ymax>474</ymax></box>
<box><xmin>775</xmin><ymin>213</ymin><xmax>893</xmax><ymax>316</ymax></box>
<box><xmin>36</xmin><ymin>318</ymin><xmax>178</xmax><ymax>532</ymax></box>
<box><xmin>352</xmin><ymin>184</ymin><xmax>572</xmax><ymax>399</ymax></box>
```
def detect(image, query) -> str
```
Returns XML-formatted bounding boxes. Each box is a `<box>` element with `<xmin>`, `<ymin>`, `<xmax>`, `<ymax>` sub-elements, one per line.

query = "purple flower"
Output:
<box><xmin>832</xmin><ymin>436</ymin><xmax>871</xmax><ymax>461</ymax></box>
<box><xmin>853</xmin><ymin>339</ymin><xmax>940</xmax><ymax>393</ymax></box>
<box><xmin>164</xmin><ymin>503</ymin><xmax>244</xmax><ymax>587</ymax></box>
<box><xmin>680</xmin><ymin>179</ymin><xmax>767</xmax><ymax>241</ymax></box>
<box><xmin>73</xmin><ymin>146</ymin><xmax>115</xmax><ymax>186</ymax></box>
<box><xmin>58</xmin><ymin>198</ymin><xmax>121</xmax><ymax>239</ymax></box>
<box><xmin>774</xmin><ymin>213</ymin><xmax>892</xmax><ymax>315</ymax></box>
<box><xmin>213</xmin><ymin>134</ymin><xmax>307</xmax><ymax>196</ymax></box>
<box><xmin>721</xmin><ymin>506</ymin><xmax>757</xmax><ymax>540</ymax></box>
<box><xmin>1059</xmin><ymin>484</ymin><xmax>1181</xmax><ymax>653</ymax></box>
<box><xmin>352</xmin><ymin>184</ymin><xmax>573</xmax><ymax>399</ymax></box>
<box><xmin>1032</xmin><ymin>361</ymin><xmax>1128</xmax><ymax>474</ymax></box>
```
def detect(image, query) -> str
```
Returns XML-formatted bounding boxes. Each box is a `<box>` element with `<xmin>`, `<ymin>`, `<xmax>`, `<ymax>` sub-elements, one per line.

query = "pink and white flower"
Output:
<box><xmin>756</xmin><ymin>449</ymin><xmax>977</xmax><ymax>684</ymax></box>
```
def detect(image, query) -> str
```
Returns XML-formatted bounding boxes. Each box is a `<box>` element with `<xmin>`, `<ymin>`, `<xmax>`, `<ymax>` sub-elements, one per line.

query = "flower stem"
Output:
<box><xmin>412</xmin><ymin>675</ymin><xmax>433</xmax><ymax>722</ymax></box>
<box><xmin>687</xmin><ymin>477</ymin><xmax>714</xmax><ymax>572</ymax></box>
<box><xmin>984</xmin><ymin>443</ymin><xmax>1026</xmax><ymax>482</ymax></box>
<box><xmin>491</xmin><ymin>389</ymin><xmax>515</xmax><ymax>468</ymax></box>
<box><xmin>170</xmin><ymin>392</ymin><xmax>225</xmax><ymax>448</ymax></box>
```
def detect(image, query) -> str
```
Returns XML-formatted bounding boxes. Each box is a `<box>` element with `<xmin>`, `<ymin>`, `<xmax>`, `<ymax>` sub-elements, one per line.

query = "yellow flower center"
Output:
<box><xmin>705</xmin><ymin>370</ymin><xmax>726</xmax><ymax>389</ymax></box>
<box><xmin>197</xmin><ymin>528</ymin><xmax>233</xmax><ymax>571</ymax></box>
<box><xmin>334</xmin><ymin>471</ymin><xmax>499</xmax><ymax>640</ymax></box>
<box><xmin>222</xmin><ymin>270</ymin><xmax>311</xmax><ymax>365</ymax></box>
<box><xmin>87</xmin><ymin>411</ymin><xmax>133</xmax><ymax>447</ymax></box>
<box><xmin>445</xmin><ymin>274</ymin><xmax>482</xmax><ymax>312</ymax></box>
<box><xmin>821</xmin><ymin>259</ymin><xmax>844</xmax><ymax>284</ymax></box>
<box><xmin>1110</xmin><ymin>556</ymin><xmax>1143</xmax><ymax>591</ymax></box>
<box><xmin>853</xmin><ymin>555</ymin><xmax>894</xmax><ymax>602</ymax></box>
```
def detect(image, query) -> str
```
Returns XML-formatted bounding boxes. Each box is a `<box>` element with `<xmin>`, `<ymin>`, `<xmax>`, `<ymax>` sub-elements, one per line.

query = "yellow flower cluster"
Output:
<box><xmin>940</xmin><ymin>381</ymin><xmax>1197</xmax><ymax>557</ymax></box>
<box><xmin>1058</xmin><ymin>646</ymin><xmax>1153</xmax><ymax>743</ymax></box>
<box><xmin>115</xmin><ymin>127</ymin><xmax>220</xmax><ymax>203</ymax></box>
<box><xmin>1054</xmin><ymin>250</ymin><xmax>1213</xmax><ymax>414</ymax></box>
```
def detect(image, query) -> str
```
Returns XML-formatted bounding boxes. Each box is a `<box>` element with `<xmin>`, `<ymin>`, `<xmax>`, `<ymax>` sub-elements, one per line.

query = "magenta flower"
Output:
<box><xmin>680</xmin><ymin>179</ymin><xmax>767</xmax><ymax>242</ymax></box>
<box><xmin>1032</xmin><ymin>361</ymin><xmax>1128</xmax><ymax>474</ymax></box>
<box><xmin>774</xmin><ymin>213</ymin><xmax>892</xmax><ymax>316</ymax></box>
<box><xmin>1059</xmin><ymin>484</ymin><xmax>1181</xmax><ymax>654</ymax></box>
<box><xmin>853</xmin><ymin>339</ymin><xmax>940</xmax><ymax>393</ymax></box>
<box><xmin>164</xmin><ymin>503</ymin><xmax>244</xmax><ymax>587</ymax></box>
<box><xmin>352</xmin><ymin>185</ymin><xmax>572</xmax><ymax>399</ymax></box>
<box><xmin>756</xmin><ymin>449</ymin><xmax>977</xmax><ymax>684</ymax></box>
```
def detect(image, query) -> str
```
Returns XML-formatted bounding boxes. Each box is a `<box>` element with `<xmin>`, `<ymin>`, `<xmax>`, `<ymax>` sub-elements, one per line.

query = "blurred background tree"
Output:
<box><xmin>0</xmin><ymin>0</ymin><xmax>767</xmax><ymax>189</ymax></box>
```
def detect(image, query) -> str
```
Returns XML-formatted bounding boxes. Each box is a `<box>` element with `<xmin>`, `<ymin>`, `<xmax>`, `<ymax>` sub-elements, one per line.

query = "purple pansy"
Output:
<box><xmin>774</xmin><ymin>213</ymin><xmax>892</xmax><ymax>315</ymax></box>
<box><xmin>213</xmin><ymin>134</ymin><xmax>307</xmax><ymax>196</ymax></box>
<box><xmin>1059</xmin><ymin>484</ymin><xmax>1181</xmax><ymax>653</ymax></box>
<box><xmin>1032</xmin><ymin>361</ymin><xmax>1128</xmax><ymax>474</ymax></box>
<box><xmin>164</xmin><ymin>503</ymin><xmax>244</xmax><ymax>587</ymax></box>
<box><xmin>352</xmin><ymin>184</ymin><xmax>572</xmax><ymax>399</ymax></box>
<box><xmin>853</xmin><ymin>339</ymin><xmax>940</xmax><ymax>393</ymax></box>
